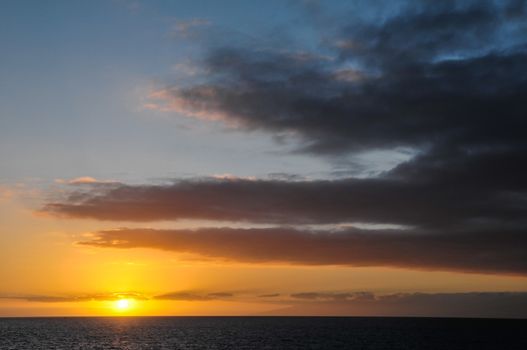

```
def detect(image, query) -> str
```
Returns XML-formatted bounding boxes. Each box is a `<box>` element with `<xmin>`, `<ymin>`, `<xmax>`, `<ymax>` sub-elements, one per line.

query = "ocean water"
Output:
<box><xmin>1</xmin><ymin>316</ymin><xmax>526</xmax><ymax>349</ymax></box>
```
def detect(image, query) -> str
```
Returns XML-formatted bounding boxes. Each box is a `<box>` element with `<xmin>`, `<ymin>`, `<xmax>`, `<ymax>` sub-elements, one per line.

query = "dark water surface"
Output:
<box><xmin>1</xmin><ymin>316</ymin><xmax>526</xmax><ymax>349</ymax></box>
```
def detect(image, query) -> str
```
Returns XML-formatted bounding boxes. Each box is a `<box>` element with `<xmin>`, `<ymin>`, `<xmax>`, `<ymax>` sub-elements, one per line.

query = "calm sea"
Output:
<box><xmin>1</xmin><ymin>316</ymin><xmax>526</xmax><ymax>349</ymax></box>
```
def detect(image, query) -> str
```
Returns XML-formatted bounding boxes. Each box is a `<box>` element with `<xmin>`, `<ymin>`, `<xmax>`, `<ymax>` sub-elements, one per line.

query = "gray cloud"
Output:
<box><xmin>258</xmin><ymin>293</ymin><xmax>280</xmax><ymax>298</ymax></box>
<box><xmin>0</xmin><ymin>291</ymin><xmax>233</xmax><ymax>303</ymax></box>
<box><xmin>3</xmin><ymin>290</ymin><xmax>525</xmax><ymax>318</ymax></box>
<box><xmin>291</xmin><ymin>291</ymin><xmax>375</xmax><ymax>301</ymax></box>
<box><xmin>79</xmin><ymin>227</ymin><xmax>527</xmax><ymax>275</ymax></box>
<box><xmin>0</xmin><ymin>292</ymin><xmax>148</xmax><ymax>303</ymax></box>
<box><xmin>153</xmin><ymin>291</ymin><xmax>233</xmax><ymax>301</ymax></box>
<box><xmin>42</xmin><ymin>0</ymin><xmax>527</xmax><ymax>279</ymax></box>
<box><xmin>42</xmin><ymin>1</ymin><xmax>527</xmax><ymax>228</ymax></box>
<box><xmin>272</xmin><ymin>291</ymin><xmax>527</xmax><ymax>318</ymax></box>
<box><xmin>42</xmin><ymin>172</ymin><xmax>527</xmax><ymax>231</ymax></box>
<box><xmin>150</xmin><ymin>0</ymin><xmax>527</xmax><ymax>155</ymax></box>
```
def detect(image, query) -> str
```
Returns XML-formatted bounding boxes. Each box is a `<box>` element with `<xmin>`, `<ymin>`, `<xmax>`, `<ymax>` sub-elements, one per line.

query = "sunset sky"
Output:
<box><xmin>1</xmin><ymin>0</ymin><xmax>527</xmax><ymax>318</ymax></box>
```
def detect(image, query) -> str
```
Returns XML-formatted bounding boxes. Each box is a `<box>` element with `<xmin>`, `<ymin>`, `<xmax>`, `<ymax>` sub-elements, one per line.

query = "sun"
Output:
<box><xmin>114</xmin><ymin>298</ymin><xmax>134</xmax><ymax>312</ymax></box>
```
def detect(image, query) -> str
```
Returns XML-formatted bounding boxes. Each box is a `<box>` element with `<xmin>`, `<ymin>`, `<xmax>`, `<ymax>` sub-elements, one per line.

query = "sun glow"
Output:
<box><xmin>114</xmin><ymin>298</ymin><xmax>133</xmax><ymax>312</ymax></box>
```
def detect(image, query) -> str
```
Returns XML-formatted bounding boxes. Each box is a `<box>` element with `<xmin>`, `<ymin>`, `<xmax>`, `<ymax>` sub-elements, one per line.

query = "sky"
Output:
<box><xmin>1</xmin><ymin>0</ymin><xmax>527</xmax><ymax>317</ymax></box>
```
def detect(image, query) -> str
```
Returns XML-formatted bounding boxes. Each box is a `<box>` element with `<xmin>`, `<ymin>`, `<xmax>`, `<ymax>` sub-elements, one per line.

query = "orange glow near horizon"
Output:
<box><xmin>114</xmin><ymin>298</ymin><xmax>133</xmax><ymax>312</ymax></box>
<box><xmin>1</xmin><ymin>190</ymin><xmax>527</xmax><ymax>317</ymax></box>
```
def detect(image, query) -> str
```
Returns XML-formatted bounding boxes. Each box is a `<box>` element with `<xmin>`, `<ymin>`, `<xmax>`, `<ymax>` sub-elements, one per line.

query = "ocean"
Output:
<box><xmin>1</xmin><ymin>316</ymin><xmax>526</xmax><ymax>349</ymax></box>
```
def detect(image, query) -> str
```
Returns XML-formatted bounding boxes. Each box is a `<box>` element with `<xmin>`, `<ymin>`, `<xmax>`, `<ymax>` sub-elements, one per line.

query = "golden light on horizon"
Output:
<box><xmin>114</xmin><ymin>298</ymin><xmax>134</xmax><ymax>312</ymax></box>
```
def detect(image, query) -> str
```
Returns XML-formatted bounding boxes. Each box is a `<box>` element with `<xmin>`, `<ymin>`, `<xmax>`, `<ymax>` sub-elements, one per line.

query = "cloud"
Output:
<box><xmin>0</xmin><ymin>182</ymin><xmax>43</xmax><ymax>202</ymax></box>
<box><xmin>78</xmin><ymin>226</ymin><xmax>527</xmax><ymax>275</ymax></box>
<box><xmin>41</xmin><ymin>172</ymin><xmax>527</xmax><ymax>229</ymax></box>
<box><xmin>153</xmin><ymin>291</ymin><xmax>233</xmax><ymax>301</ymax></box>
<box><xmin>273</xmin><ymin>291</ymin><xmax>527</xmax><ymax>318</ymax></box>
<box><xmin>54</xmin><ymin>177</ymin><xmax>117</xmax><ymax>185</ymax></box>
<box><xmin>291</xmin><ymin>291</ymin><xmax>374</xmax><ymax>301</ymax></box>
<box><xmin>41</xmin><ymin>1</ymin><xmax>527</xmax><ymax>280</ymax></box>
<box><xmin>170</xmin><ymin>18</ymin><xmax>211</xmax><ymax>39</ymax></box>
<box><xmin>149</xmin><ymin>1</ymin><xmax>527</xmax><ymax>155</ymax></box>
<box><xmin>154</xmin><ymin>45</ymin><xmax>527</xmax><ymax>153</ymax></box>
<box><xmin>0</xmin><ymin>291</ymin><xmax>232</xmax><ymax>303</ymax></box>
<box><xmin>207</xmin><ymin>292</ymin><xmax>233</xmax><ymax>298</ymax></box>
<box><xmin>55</xmin><ymin>177</ymin><xmax>97</xmax><ymax>185</ymax></box>
<box><xmin>0</xmin><ymin>185</ymin><xmax>14</xmax><ymax>201</ymax></box>
<box><xmin>2</xmin><ymin>290</ymin><xmax>525</xmax><ymax>318</ymax></box>
<box><xmin>137</xmin><ymin>0</ymin><xmax>527</xmax><ymax>232</ymax></box>
<box><xmin>0</xmin><ymin>292</ymin><xmax>148</xmax><ymax>303</ymax></box>
<box><xmin>259</xmin><ymin>293</ymin><xmax>280</xmax><ymax>298</ymax></box>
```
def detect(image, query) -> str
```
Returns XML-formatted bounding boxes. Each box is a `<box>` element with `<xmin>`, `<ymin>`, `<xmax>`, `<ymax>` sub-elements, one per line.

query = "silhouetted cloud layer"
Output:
<box><xmin>42</xmin><ymin>1</ymin><xmax>527</xmax><ymax>277</ymax></box>
<box><xmin>79</xmin><ymin>227</ymin><xmax>527</xmax><ymax>275</ymax></box>
<box><xmin>275</xmin><ymin>292</ymin><xmax>527</xmax><ymax>318</ymax></box>
<box><xmin>4</xmin><ymin>291</ymin><xmax>525</xmax><ymax>318</ymax></box>
<box><xmin>154</xmin><ymin>291</ymin><xmax>233</xmax><ymax>301</ymax></box>
<box><xmin>149</xmin><ymin>0</ymin><xmax>527</xmax><ymax>154</ymax></box>
<box><xmin>0</xmin><ymin>292</ymin><xmax>147</xmax><ymax>303</ymax></box>
<box><xmin>42</xmin><ymin>172</ymin><xmax>527</xmax><ymax>229</ymax></box>
<box><xmin>0</xmin><ymin>291</ymin><xmax>232</xmax><ymax>303</ymax></box>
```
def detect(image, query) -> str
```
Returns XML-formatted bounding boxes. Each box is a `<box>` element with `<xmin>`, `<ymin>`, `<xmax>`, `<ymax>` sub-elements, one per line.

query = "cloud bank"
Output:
<box><xmin>149</xmin><ymin>0</ymin><xmax>527</xmax><ymax>154</ymax></box>
<box><xmin>0</xmin><ymin>292</ymin><xmax>148</xmax><ymax>303</ymax></box>
<box><xmin>276</xmin><ymin>291</ymin><xmax>527</xmax><ymax>318</ymax></box>
<box><xmin>154</xmin><ymin>291</ymin><xmax>233</xmax><ymax>301</ymax></box>
<box><xmin>42</xmin><ymin>0</ymin><xmax>527</xmax><ymax>277</ymax></box>
<box><xmin>79</xmin><ymin>227</ymin><xmax>527</xmax><ymax>275</ymax></box>
<box><xmin>2</xmin><ymin>291</ymin><xmax>526</xmax><ymax>318</ymax></box>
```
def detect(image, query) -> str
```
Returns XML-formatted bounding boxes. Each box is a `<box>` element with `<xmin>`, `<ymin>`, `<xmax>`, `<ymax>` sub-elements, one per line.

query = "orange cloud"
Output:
<box><xmin>55</xmin><ymin>177</ymin><xmax>116</xmax><ymax>185</ymax></box>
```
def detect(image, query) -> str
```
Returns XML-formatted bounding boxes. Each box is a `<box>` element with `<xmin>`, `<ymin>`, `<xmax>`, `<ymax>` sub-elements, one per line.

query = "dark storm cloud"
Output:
<box><xmin>78</xmin><ymin>227</ymin><xmax>527</xmax><ymax>275</ymax></box>
<box><xmin>336</xmin><ymin>0</ymin><xmax>527</xmax><ymax>65</ymax></box>
<box><xmin>149</xmin><ymin>0</ymin><xmax>527</xmax><ymax>155</ymax></box>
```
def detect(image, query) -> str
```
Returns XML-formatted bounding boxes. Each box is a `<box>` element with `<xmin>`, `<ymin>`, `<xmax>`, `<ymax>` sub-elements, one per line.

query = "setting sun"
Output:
<box><xmin>114</xmin><ymin>299</ymin><xmax>133</xmax><ymax>312</ymax></box>
<box><xmin>1</xmin><ymin>1</ymin><xmax>527</xmax><ymax>348</ymax></box>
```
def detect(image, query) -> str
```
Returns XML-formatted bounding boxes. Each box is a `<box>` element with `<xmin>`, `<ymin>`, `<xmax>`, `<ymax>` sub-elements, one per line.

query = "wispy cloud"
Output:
<box><xmin>54</xmin><ymin>177</ymin><xmax>119</xmax><ymax>185</ymax></box>
<box><xmin>258</xmin><ymin>293</ymin><xmax>281</xmax><ymax>298</ymax></box>
<box><xmin>274</xmin><ymin>291</ymin><xmax>527</xmax><ymax>318</ymax></box>
<box><xmin>3</xmin><ymin>290</ymin><xmax>525</xmax><ymax>318</ymax></box>
<box><xmin>154</xmin><ymin>291</ymin><xmax>233</xmax><ymax>301</ymax></box>
<box><xmin>0</xmin><ymin>185</ymin><xmax>14</xmax><ymax>201</ymax></box>
<box><xmin>0</xmin><ymin>292</ymin><xmax>148</xmax><ymax>303</ymax></box>
<box><xmin>170</xmin><ymin>18</ymin><xmax>211</xmax><ymax>39</ymax></box>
